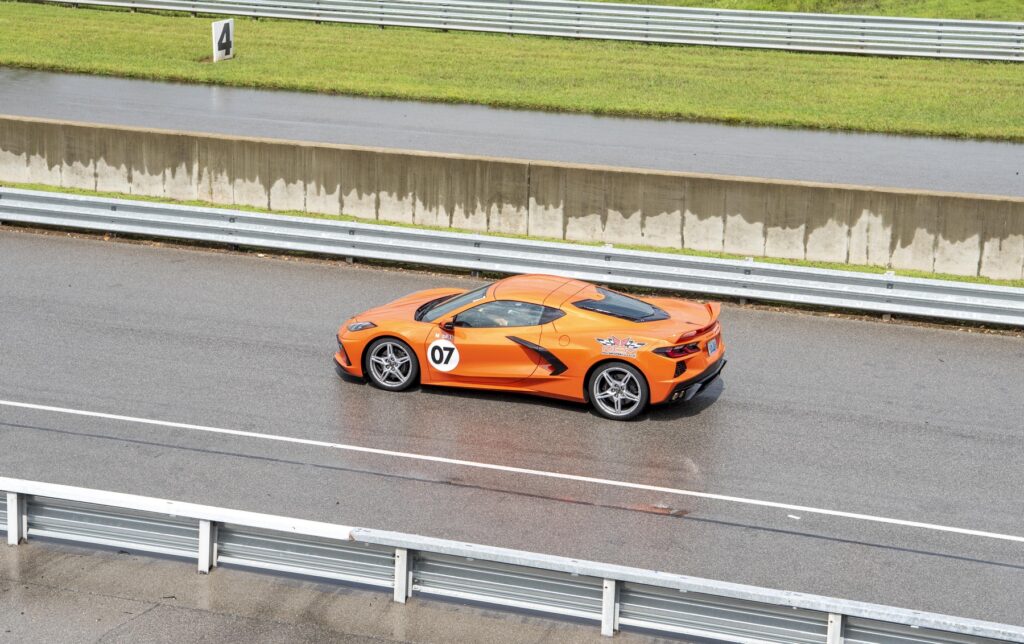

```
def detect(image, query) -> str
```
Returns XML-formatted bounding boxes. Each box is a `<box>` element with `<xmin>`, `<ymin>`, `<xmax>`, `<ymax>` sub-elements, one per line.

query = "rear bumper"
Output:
<box><xmin>660</xmin><ymin>356</ymin><xmax>726</xmax><ymax>404</ymax></box>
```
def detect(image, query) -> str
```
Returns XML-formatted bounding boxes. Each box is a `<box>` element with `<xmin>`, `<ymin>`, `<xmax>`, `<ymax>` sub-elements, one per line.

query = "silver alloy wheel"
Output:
<box><xmin>368</xmin><ymin>340</ymin><xmax>414</xmax><ymax>387</ymax></box>
<box><xmin>592</xmin><ymin>367</ymin><xmax>643</xmax><ymax>417</ymax></box>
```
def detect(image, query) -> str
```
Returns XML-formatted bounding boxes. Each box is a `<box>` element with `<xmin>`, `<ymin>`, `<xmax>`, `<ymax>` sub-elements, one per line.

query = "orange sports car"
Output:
<box><xmin>334</xmin><ymin>274</ymin><xmax>725</xmax><ymax>420</ymax></box>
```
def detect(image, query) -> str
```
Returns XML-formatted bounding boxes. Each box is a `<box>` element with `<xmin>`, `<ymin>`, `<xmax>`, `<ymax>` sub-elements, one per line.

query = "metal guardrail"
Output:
<box><xmin>3</xmin><ymin>187</ymin><xmax>1023</xmax><ymax>326</ymax></box>
<box><xmin>37</xmin><ymin>0</ymin><xmax>1024</xmax><ymax>60</ymax></box>
<box><xmin>3</xmin><ymin>478</ymin><xmax>1023</xmax><ymax>642</ymax></box>
<box><xmin>2</xmin><ymin>187</ymin><xmax>1022</xmax><ymax>326</ymax></box>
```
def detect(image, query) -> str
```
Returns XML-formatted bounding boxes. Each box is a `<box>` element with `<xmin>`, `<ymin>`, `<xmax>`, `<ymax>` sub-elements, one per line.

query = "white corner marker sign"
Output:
<box><xmin>212</xmin><ymin>19</ymin><xmax>235</xmax><ymax>62</ymax></box>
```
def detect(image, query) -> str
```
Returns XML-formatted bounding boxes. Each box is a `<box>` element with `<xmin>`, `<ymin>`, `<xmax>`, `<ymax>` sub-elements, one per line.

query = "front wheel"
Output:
<box><xmin>365</xmin><ymin>338</ymin><xmax>419</xmax><ymax>391</ymax></box>
<box><xmin>588</xmin><ymin>362</ymin><xmax>649</xmax><ymax>421</ymax></box>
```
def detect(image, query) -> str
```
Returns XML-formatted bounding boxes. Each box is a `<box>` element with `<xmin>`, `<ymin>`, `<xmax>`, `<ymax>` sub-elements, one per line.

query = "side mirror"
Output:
<box><xmin>440</xmin><ymin>319</ymin><xmax>455</xmax><ymax>333</ymax></box>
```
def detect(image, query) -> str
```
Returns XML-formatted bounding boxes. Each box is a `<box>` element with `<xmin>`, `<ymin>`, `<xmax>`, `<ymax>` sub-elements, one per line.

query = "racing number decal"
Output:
<box><xmin>427</xmin><ymin>339</ymin><xmax>460</xmax><ymax>372</ymax></box>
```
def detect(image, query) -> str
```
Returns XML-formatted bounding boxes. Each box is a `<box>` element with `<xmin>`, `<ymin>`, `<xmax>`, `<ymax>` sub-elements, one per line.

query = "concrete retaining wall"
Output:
<box><xmin>1</xmin><ymin>115</ymin><xmax>1021</xmax><ymax>279</ymax></box>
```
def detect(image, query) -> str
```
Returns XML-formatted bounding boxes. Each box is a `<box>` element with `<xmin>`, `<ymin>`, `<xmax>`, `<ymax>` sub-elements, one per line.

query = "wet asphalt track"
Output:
<box><xmin>1</xmin><ymin>227</ymin><xmax>1023</xmax><ymax>625</ymax></box>
<box><xmin>1</xmin><ymin>68</ymin><xmax>1022</xmax><ymax>197</ymax></box>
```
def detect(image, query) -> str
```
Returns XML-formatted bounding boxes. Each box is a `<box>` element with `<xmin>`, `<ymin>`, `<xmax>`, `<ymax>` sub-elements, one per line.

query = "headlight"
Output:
<box><xmin>347</xmin><ymin>321</ymin><xmax>377</xmax><ymax>332</ymax></box>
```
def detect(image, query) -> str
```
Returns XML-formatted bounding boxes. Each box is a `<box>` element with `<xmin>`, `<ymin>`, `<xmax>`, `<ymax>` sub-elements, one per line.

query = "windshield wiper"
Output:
<box><xmin>414</xmin><ymin>295</ymin><xmax>455</xmax><ymax>321</ymax></box>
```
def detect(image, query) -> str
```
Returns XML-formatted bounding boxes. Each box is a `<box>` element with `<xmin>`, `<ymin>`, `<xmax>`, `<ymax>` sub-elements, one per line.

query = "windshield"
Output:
<box><xmin>420</xmin><ymin>284</ymin><xmax>491</xmax><ymax>322</ymax></box>
<box><xmin>573</xmin><ymin>288</ymin><xmax>668</xmax><ymax>322</ymax></box>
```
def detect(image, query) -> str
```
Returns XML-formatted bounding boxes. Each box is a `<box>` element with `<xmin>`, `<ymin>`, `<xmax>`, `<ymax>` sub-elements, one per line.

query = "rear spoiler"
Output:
<box><xmin>675</xmin><ymin>303</ymin><xmax>721</xmax><ymax>342</ymax></box>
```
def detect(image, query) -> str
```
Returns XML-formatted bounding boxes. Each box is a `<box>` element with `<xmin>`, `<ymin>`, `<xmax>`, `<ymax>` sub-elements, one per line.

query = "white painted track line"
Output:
<box><xmin>2</xmin><ymin>399</ymin><xmax>1022</xmax><ymax>544</ymax></box>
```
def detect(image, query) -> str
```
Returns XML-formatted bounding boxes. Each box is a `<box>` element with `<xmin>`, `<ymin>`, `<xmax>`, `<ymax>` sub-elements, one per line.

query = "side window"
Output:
<box><xmin>540</xmin><ymin>307</ymin><xmax>565</xmax><ymax>324</ymax></box>
<box><xmin>455</xmin><ymin>300</ymin><xmax>545</xmax><ymax>328</ymax></box>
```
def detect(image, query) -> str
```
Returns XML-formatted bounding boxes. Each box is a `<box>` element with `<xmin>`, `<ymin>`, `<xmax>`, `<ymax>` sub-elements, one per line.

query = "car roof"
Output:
<box><xmin>491</xmin><ymin>274</ymin><xmax>590</xmax><ymax>305</ymax></box>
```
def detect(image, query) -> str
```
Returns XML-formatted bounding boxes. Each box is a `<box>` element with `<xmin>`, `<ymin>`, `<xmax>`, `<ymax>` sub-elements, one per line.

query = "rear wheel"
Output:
<box><xmin>588</xmin><ymin>362</ymin><xmax>649</xmax><ymax>421</ymax></box>
<box><xmin>365</xmin><ymin>338</ymin><xmax>419</xmax><ymax>391</ymax></box>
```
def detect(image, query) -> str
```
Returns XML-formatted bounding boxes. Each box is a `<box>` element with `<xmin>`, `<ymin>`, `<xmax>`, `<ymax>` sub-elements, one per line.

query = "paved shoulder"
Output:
<box><xmin>0</xmin><ymin>541</ymin><xmax>666</xmax><ymax>644</ymax></box>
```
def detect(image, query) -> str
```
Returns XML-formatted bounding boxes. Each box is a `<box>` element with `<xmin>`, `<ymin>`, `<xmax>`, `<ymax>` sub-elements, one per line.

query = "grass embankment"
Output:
<box><xmin>4</xmin><ymin>181</ymin><xmax>1021</xmax><ymax>288</ymax></box>
<box><xmin>0</xmin><ymin>3</ymin><xmax>1022</xmax><ymax>140</ymax></box>
<box><xmin>593</xmin><ymin>0</ymin><xmax>1024</xmax><ymax>21</ymax></box>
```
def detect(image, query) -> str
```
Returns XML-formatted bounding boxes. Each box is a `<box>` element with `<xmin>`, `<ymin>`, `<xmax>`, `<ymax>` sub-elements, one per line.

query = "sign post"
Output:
<box><xmin>212</xmin><ymin>19</ymin><xmax>235</xmax><ymax>62</ymax></box>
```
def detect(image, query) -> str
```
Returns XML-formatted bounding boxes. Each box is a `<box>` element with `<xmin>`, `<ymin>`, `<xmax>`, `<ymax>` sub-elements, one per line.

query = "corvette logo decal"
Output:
<box><xmin>596</xmin><ymin>336</ymin><xmax>645</xmax><ymax>357</ymax></box>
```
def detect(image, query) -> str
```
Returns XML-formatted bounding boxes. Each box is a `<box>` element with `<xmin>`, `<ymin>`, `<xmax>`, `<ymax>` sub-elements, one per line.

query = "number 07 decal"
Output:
<box><xmin>427</xmin><ymin>339</ymin><xmax>460</xmax><ymax>372</ymax></box>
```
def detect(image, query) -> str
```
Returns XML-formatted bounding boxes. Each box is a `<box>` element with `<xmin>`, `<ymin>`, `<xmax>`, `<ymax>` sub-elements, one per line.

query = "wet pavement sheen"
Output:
<box><xmin>0</xmin><ymin>228</ymin><xmax>1022</xmax><ymax>625</ymax></box>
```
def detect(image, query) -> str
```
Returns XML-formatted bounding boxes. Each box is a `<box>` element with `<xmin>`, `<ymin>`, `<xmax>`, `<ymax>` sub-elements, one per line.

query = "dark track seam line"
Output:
<box><xmin>3</xmin><ymin>420</ymin><xmax>1023</xmax><ymax>572</ymax></box>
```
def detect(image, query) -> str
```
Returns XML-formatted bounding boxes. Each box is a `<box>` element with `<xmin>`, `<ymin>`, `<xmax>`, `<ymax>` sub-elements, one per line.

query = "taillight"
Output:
<box><xmin>676</xmin><ymin>321</ymin><xmax>719</xmax><ymax>343</ymax></box>
<box><xmin>654</xmin><ymin>343</ymin><xmax>700</xmax><ymax>359</ymax></box>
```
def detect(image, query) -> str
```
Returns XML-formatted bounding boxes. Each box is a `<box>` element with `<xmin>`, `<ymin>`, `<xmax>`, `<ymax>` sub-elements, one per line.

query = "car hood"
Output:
<box><xmin>353</xmin><ymin>287</ymin><xmax>467</xmax><ymax>322</ymax></box>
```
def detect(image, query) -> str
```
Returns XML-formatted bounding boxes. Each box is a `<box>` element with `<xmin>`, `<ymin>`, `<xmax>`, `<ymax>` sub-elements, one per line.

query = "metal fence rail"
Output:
<box><xmin>36</xmin><ymin>0</ymin><xmax>1024</xmax><ymax>60</ymax></box>
<box><xmin>2</xmin><ymin>187</ymin><xmax>1022</xmax><ymax>326</ymax></box>
<box><xmin>2</xmin><ymin>478</ymin><xmax>1023</xmax><ymax>642</ymax></box>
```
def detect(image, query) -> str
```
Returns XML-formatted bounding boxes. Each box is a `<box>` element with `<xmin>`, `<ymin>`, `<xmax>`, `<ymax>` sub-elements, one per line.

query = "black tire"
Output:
<box><xmin>588</xmin><ymin>362</ymin><xmax>649</xmax><ymax>421</ymax></box>
<box><xmin>364</xmin><ymin>337</ymin><xmax>419</xmax><ymax>392</ymax></box>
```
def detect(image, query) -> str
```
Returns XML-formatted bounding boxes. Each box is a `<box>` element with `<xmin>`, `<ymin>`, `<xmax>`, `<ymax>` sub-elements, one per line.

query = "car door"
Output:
<box><xmin>424</xmin><ymin>300</ymin><xmax>544</xmax><ymax>386</ymax></box>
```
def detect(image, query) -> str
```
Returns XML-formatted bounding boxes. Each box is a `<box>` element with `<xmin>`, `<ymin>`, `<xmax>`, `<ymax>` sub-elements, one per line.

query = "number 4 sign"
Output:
<box><xmin>212</xmin><ymin>19</ymin><xmax>234</xmax><ymax>62</ymax></box>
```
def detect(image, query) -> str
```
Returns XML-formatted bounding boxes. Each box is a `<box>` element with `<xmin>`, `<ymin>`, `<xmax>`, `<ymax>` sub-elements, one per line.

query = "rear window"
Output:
<box><xmin>573</xmin><ymin>288</ymin><xmax>668</xmax><ymax>322</ymax></box>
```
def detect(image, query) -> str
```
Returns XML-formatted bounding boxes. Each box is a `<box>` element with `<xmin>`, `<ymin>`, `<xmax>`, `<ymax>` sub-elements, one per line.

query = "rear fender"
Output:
<box><xmin>581</xmin><ymin>357</ymin><xmax>648</xmax><ymax>403</ymax></box>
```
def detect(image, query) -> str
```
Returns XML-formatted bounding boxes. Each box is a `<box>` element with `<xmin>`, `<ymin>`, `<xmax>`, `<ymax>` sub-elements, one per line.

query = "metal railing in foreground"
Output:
<box><xmin>36</xmin><ymin>0</ymin><xmax>1024</xmax><ymax>61</ymax></box>
<box><xmin>3</xmin><ymin>478</ymin><xmax>1022</xmax><ymax>642</ymax></box>
<box><xmin>2</xmin><ymin>188</ymin><xmax>1022</xmax><ymax>327</ymax></box>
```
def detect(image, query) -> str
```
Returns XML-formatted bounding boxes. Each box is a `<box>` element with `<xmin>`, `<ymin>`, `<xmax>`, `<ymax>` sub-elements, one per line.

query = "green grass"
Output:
<box><xmin>591</xmin><ymin>0</ymin><xmax>1024</xmax><ymax>21</ymax></box>
<box><xmin>1</xmin><ymin>3</ymin><xmax>1023</xmax><ymax>141</ymax></box>
<box><xmin>5</xmin><ymin>180</ymin><xmax>1022</xmax><ymax>288</ymax></box>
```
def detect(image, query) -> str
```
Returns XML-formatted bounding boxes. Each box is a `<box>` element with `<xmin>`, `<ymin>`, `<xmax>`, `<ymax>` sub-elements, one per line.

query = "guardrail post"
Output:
<box><xmin>882</xmin><ymin>271</ymin><xmax>896</xmax><ymax>321</ymax></box>
<box><xmin>393</xmin><ymin>547</ymin><xmax>411</xmax><ymax>603</ymax></box>
<box><xmin>601</xmin><ymin>578</ymin><xmax>619</xmax><ymax>636</ymax></box>
<box><xmin>826</xmin><ymin>612</ymin><xmax>844</xmax><ymax>644</ymax></box>
<box><xmin>6</xmin><ymin>492</ymin><xmax>27</xmax><ymax>545</ymax></box>
<box><xmin>198</xmin><ymin>520</ymin><xmax>217</xmax><ymax>573</ymax></box>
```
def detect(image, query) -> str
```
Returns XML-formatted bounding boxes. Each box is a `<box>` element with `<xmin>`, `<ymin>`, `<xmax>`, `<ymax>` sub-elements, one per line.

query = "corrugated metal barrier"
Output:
<box><xmin>2</xmin><ymin>479</ymin><xmax>1021</xmax><ymax>642</ymax></box>
<box><xmin>2</xmin><ymin>188</ymin><xmax>1022</xmax><ymax>327</ymax></box>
